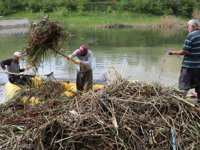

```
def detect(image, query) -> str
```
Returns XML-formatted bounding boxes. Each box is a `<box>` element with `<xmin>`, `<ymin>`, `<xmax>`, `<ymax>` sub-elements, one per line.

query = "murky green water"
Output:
<box><xmin>0</xmin><ymin>27</ymin><xmax>188</xmax><ymax>101</ymax></box>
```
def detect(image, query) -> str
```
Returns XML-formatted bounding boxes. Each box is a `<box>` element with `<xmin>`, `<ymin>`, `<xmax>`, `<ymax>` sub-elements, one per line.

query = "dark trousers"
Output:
<box><xmin>178</xmin><ymin>67</ymin><xmax>200</xmax><ymax>99</ymax></box>
<box><xmin>9</xmin><ymin>75</ymin><xmax>31</xmax><ymax>86</ymax></box>
<box><xmin>76</xmin><ymin>70</ymin><xmax>93</xmax><ymax>92</ymax></box>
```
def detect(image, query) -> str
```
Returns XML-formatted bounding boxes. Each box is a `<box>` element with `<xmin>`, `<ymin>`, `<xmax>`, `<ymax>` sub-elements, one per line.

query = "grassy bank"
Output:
<box><xmin>2</xmin><ymin>11</ymin><xmax>187</xmax><ymax>28</ymax></box>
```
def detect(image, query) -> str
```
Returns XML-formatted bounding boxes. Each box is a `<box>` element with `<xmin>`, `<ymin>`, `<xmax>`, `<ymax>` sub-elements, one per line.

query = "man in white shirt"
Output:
<box><xmin>67</xmin><ymin>45</ymin><xmax>94</xmax><ymax>93</ymax></box>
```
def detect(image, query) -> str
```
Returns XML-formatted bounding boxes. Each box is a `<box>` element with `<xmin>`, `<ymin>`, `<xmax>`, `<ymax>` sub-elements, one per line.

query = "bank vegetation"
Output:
<box><xmin>0</xmin><ymin>0</ymin><xmax>198</xmax><ymax>18</ymax></box>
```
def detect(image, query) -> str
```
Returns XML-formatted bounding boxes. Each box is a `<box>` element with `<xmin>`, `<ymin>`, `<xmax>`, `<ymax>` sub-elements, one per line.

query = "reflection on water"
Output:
<box><xmin>0</xmin><ymin>26</ymin><xmax>29</xmax><ymax>36</ymax></box>
<box><xmin>0</xmin><ymin>27</ymin><xmax>187</xmax><ymax>102</ymax></box>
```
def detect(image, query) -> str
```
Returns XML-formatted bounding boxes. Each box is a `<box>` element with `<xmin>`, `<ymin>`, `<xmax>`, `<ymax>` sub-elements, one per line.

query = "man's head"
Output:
<box><xmin>77</xmin><ymin>45</ymin><xmax>88</xmax><ymax>56</ymax></box>
<box><xmin>188</xmin><ymin>19</ymin><xmax>200</xmax><ymax>33</ymax></box>
<box><xmin>13</xmin><ymin>51</ymin><xmax>22</xmax><ymax>60</ymax></box>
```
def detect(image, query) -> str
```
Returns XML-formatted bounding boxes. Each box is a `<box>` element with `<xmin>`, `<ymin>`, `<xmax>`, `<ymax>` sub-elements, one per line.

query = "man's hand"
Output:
<box><xmin>25</xmin><ymin>65</ymin><xmax>31</xmax><ymax>71</ymax></box>
<box><xmin>66</xmin><ymin>55</ymin><xmax>72</xmax><ymax>61</ymax></box>
<box><xmin>166</xmin><ymin>50</ymin><xmax>174</xmax><ymax>55</ymax></box>
<box><xmin>19</xmin><ymin>72</ymin><xmax>25</xmax><ymax>75</ymax></box>
<box><xmin>73</xmin><ymin>60</ymin><xmax>80</xmax><ymax>65</ymax></box>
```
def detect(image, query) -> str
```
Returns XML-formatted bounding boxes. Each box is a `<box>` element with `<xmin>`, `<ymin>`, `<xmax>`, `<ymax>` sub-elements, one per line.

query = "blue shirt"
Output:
<box><xmin>182</xmin><ymin>29</ymin><xmax>200</xmax><ymax>68</ymax></box>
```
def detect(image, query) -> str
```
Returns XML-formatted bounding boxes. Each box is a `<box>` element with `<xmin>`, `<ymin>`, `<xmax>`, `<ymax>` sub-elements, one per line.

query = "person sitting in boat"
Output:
<box><xmin>0</xmin><ymin>51</ymin><xmax>29</xmax><ymax>85</ymax></box>
<box><xmin>67</xmin><ymin>45</ymin><xmax>95</xmax><ymax>93</ymax></box>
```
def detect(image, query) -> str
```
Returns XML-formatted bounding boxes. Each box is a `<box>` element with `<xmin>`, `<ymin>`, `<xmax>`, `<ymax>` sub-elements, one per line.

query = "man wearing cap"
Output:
<box><xmin>167</xmin><ymin>19</ymin><xmax>200</xmax><ymax>103</ymax></box>
<box><xmin>0</xmin><ymin>51</ymin><xmax>28</xmax><ymax>85</ymax></box>
<box><xmin>67</xmin><ymin>45</ymin><xmax>95</xmax><ymax>93</ymax></box>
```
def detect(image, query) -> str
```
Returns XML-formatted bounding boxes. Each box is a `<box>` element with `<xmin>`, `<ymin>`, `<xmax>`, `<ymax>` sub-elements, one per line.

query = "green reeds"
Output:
<box><xmin>24</xmin><ymin>17</ymin><xmax>69</xmax><ymax>68</ymax></box>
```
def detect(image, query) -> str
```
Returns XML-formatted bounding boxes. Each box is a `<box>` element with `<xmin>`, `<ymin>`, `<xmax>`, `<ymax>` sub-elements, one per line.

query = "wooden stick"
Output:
<box><xmin>54</xmin><ymin>49</ymin><xmax>78</xmax><ymax>64</ymax></box>
<box><xmin>5</xmin><ymin>71</ymin><xmax>53</xmax><ymax>77</ymax></box>
<box><xmin>171</xmin><ymin>94</ymin><xmax>195</xmax><ymax>107</ymax></box>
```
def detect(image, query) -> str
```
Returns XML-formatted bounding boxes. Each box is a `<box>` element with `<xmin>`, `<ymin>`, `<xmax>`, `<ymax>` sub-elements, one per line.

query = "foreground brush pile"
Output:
<box><xmin>0</xmin><ymin>79</ymin><xmax>200</xmax><ymax>150</ymax></box>
<box><xmin>10</xmin><ymin>79</ymin><xmax>67</xmax><ymax>104</ymax></box>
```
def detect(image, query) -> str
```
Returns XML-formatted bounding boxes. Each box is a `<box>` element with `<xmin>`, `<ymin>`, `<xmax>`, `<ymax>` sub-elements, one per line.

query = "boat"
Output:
<box><xmin>5</xmin><ymin>76</ymin><xmax>104</xmax><ymax>106</ymax></box>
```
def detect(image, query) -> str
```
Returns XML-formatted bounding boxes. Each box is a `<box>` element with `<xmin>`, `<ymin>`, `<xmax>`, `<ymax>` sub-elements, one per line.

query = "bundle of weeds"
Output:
<box><xmin>1</xmin><ymin>79</ymin><xmax>200</xmax><ymax>149</ymax></box>
<box><xmin>36</xmin><ymin>80</ymin><xmax>66</xmax><ymax>99</ymax></box>
<box><xmin>24</xmin><ymin>17</ymin><xmax>69</xmax><ymax>68</ymax></box>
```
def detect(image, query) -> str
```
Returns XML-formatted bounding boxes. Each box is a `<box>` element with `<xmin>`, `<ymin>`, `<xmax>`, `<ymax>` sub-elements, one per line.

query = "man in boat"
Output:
<box><xmin>67</xmin><ymin>45</ymin><xmax>95</xmax><ymax>93</ymax></box>
<box><xmin>0</xmin><ymin>51</ymin><xmax>29</xmax><ymax>85</ymax></box>
<box><xmin>167</xmin><ymin>19</ymin><xmax>200</xmax><ymax>103</ymax></box>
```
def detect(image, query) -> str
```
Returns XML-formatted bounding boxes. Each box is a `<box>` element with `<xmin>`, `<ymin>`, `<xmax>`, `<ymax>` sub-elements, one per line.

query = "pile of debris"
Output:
<box><xmin>24</xmin><ymin>17</ymin><xmax>69</xmax><ymax>68</ymax></box>
<box><xmin>9</xmin><ymin>79</ymin><xmax>67</xmax><ymax>105</ymax></box>
<box><xmin>0</xmin><ymin>79</ymin><xmax>200</xmax><ymax>150</ymax></box>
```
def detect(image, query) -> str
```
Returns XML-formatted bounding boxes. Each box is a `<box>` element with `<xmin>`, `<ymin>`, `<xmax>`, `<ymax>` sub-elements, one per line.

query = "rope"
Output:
<box><xmin>158</xmin><ymin>54</ymin><xmax>168</xmax><ymax>80</ymax></box>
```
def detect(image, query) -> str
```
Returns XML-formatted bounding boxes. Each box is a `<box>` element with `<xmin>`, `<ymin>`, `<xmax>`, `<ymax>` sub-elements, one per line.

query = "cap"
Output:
<box><xmin>14</xmin><ymin>51</ymin><xmax>21</xmax><ymax>57</ymax></box>
<box><xmin>77</xmin><ymin>45</ymin><xmax>88</xmax><ymax>56</ymax></box>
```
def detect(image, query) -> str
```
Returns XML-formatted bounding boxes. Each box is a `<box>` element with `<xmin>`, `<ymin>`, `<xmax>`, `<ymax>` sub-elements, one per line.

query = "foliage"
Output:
<box><xmin>0</xmin><ymin>0</ymin><xmax>23</xmax><ymax>15</ymax></box>
<box><xmin>0</xmin><ymin>0</ymin><xmax>197</xmax><ymax>18</ymax></box>
<box><xmin>132</xmin><ymin>0</ymin><xmax>194</xmax><ymax>17</ymax></box>
<box><xmin>54</xmin><ymin>7</ymin><xmax>70</xmax><ymax>17</ymax></box>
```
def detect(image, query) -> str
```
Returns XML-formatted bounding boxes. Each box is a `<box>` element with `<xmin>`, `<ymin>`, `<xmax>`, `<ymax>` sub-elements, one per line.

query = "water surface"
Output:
<box><xmin>0</xmin><ymin>27</ymin><xmax>188</xmax><ymax>102</ymax></box>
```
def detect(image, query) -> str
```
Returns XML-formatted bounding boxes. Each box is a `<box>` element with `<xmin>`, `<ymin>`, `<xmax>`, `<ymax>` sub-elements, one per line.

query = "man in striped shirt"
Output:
<box><xmin>167</xmin><ymin>19</ymin><xmax>200</xmax><ymax>103</ymax></box>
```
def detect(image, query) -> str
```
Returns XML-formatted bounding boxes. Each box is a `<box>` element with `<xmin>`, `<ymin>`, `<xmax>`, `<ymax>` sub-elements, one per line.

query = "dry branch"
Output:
<box><xmin>1</xmin><ymin>79</ymin><xmax>200</xmax><ymax>149</ymax></box>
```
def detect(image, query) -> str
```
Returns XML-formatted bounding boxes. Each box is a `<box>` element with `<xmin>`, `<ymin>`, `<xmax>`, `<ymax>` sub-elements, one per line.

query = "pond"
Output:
<box><xmin>0</xmin><ymin>27</ymin><xmax>187</xmax><ymax>102</ymax></box>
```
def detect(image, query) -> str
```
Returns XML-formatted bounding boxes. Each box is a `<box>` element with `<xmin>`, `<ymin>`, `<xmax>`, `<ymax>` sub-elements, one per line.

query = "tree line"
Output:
<box><xmin>0</xmin><ymin>0</ymin><xmax>198</xmax><ymax>18</ymax></box>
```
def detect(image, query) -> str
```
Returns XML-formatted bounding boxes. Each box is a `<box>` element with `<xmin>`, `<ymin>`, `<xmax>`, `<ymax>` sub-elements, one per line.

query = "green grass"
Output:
<box><xmin>2</xmin><ymin>11</ymin><xmax>187</xmax><ymax>28</ymax></box>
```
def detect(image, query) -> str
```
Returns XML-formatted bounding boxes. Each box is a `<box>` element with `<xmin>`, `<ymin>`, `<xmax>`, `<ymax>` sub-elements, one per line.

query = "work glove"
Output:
<box><xmin>66</xmin><ymin>55</ymin><xmax>72</xmax><ymax>61</ymax></box>
<box><xmin>166</xmin><ymin>50</ymin><xmax>174</xmax><ymax>55</ymax></box>
<box><xmin>73</xmin><ymin>60</ymin><xmax>80</xmax><ymax>65</ymax></box>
